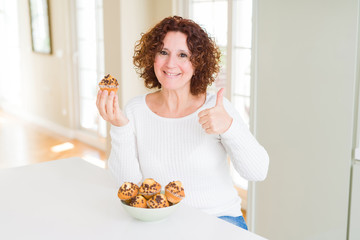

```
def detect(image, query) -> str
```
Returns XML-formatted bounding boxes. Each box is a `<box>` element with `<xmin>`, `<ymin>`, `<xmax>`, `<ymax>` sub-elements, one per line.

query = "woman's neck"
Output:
<box><xmin>148</xmin><ymin>89</ymin><xmax>206</xmax><ymax>118</ymax></box>
<box><xmin>160</xmin><ymin>89</ymin><xmax>195</xmax><ymax>111</ymax></box>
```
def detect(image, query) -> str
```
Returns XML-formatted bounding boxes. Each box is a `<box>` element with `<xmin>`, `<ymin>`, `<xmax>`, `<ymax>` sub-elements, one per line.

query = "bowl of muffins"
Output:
<box><xmin>118</xmin><ymin>178</ymin><xmax>185</xmax><ymax>222</ymax></box>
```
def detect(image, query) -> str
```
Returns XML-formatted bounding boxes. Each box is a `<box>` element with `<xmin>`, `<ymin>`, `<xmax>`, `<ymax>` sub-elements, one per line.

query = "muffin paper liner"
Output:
<box><xmin>165</xmin><ymin>189</ymin><xmax>185</xmax><ymax>199</ymax></box>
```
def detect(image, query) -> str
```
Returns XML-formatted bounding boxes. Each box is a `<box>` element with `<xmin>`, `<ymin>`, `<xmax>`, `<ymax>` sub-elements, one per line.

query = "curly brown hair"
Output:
<box><xmin>133</xmin><ymin>16</ymin><xmax>221</xmax><ymax>95</ymax></box>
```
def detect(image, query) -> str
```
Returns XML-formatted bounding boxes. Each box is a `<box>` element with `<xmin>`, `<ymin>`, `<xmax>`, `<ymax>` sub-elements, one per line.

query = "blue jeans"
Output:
<box><xmin>218</xmin><ymin>216</ymin><xmax>248</xmax><ymax>230</ymax></box>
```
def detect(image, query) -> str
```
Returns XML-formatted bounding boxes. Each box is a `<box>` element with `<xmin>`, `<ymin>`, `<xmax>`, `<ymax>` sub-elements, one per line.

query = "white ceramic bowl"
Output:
<box><xmin>120</xmin><ymin>200</ymin><xmax>181</xmax><ymax>222</ymax></box>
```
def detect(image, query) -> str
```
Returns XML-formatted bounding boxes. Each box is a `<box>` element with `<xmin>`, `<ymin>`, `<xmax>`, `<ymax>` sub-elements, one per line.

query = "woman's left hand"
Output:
<box><xmin>198</xmin><ymin>88</ymin><xmax>233</xmax><ymax>134</ymax></box>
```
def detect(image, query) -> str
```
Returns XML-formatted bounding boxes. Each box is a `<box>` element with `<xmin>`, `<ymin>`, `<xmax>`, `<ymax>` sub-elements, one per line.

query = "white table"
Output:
<box><xmin>0</xmin><ymin>158</ymin><xmax>267</xmax><ymax>240</ymax></box>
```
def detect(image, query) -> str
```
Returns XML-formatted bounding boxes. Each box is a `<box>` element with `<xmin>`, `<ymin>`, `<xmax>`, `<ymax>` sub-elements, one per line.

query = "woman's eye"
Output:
<box><xmin>159</xmin><ymin>50</ymin><xmax>168</xmax><ymax>55</ymax></box>
<box><xmin>179</xmin><ymin>53</ymin><xmax>188</xmax><ymax>58</ymax></box>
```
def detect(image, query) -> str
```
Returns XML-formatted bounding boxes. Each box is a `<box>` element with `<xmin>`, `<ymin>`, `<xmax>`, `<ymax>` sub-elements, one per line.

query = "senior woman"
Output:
<box><xmin>96</xmin><ymin>16</ymin><xmax>269</xmax><ymax>229</ymax></box>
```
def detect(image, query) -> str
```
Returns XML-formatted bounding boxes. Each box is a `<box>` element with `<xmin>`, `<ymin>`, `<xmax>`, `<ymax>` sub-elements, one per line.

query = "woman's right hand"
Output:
<box><xmin>96</xmin><ymin>90</ymin><xmax>129</xmax><ymax>127</ymax></box>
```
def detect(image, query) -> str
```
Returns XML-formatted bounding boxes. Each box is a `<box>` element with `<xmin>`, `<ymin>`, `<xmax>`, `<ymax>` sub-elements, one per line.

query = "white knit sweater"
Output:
<box><xmin>108</xmin><ymin>92</ymin><xmax>269</xmax><ymax>217</ymax></box>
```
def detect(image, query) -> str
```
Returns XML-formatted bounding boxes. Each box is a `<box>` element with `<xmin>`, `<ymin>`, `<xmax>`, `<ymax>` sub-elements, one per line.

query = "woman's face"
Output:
<box><xmin>154</xmin><ymin>31</ymin><xmax>195</xmax><ymax>92</ymax></box>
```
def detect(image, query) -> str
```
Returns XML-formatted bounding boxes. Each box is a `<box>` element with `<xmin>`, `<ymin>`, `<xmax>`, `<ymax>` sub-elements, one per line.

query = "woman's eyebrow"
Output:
<box><xmin>162</xmin><ymin>47</ymin><xmax>190</xmax><ymax>54</ymax></box>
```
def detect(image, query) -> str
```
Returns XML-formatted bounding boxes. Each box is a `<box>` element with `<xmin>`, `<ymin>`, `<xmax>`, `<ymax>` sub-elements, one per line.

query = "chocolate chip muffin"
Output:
<box><xmin>128</xmin><ymin>195</ymin><xmax>147</xmax><ymax>208</ymax></box>
<box><xmin>118</xmin><ymin>182</ymin><xmax>139</xmax><ymax>201</ymax></box>
<box><xmin>98</xmin><ymin>74</ymin><xmax>119</xmax><ymax>94</ymax></box>
<box><xmin>147</xmin><ymin>194</ymin><xmax>169</xmax><ymax>208</ymax></box>
<box><xmin>139</xmin><ymin>178</ymin><xmax>161</xmax><ymax>199</ymax></box>
<box><xmin>165</xmin><ymin>181</ymin><xmax>185</xmax><ymax>204</ymax></box>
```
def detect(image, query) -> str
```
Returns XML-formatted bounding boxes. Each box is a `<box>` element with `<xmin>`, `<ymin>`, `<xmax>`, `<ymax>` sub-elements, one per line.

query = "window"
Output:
<box><xmin>0</xmin><ymin>0</ymin><xmax>22</xmax><ymax>108</ymax></box>
<box><xmin>232</xmin><ymin>0</ymin><xmax>252</xmax><ymax>125</ymax></box>
<box><xmin>189</xmin><ymin>0</ymin><xmax>253</xmax><ymax>190</ymax></box>
<box><xmin>74</xmin><ymin>0</ymin><xmax>106</xmax><ymax>141</ymax></box>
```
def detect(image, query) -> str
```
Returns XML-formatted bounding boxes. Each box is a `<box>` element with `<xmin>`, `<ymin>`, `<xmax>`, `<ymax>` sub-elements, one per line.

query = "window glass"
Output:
<box><xmin>79</xmin><ymin>69</ymin><xmax>98</xmax><ymax>99</ymax></box>
<box><xmin>80</xmin><ymin>98</ymin><xmax>99</xmax><ymax>130</ymax></box>
<box><xmin>233</xmin><ymin>48</ymin><xmax>251</xmax><ymax>97</ymax></box>
<box><xmin>233</xmin><ymin>95</ymin><xmax>250</xmax><ymax>125</ymax></box>
<box><xmin>0</xmin><ymin>0</ymin><xmax>21</xmax><ymax>107</ymax></box>
<box><xmin>76</xmin><ymin>7</ymin><xmax>96</xmax><ymax>40</ymax></box>
<box><xmin>233</xmin><ymin>0</ymin><xmax>252</xmax><ymax>126</ymax></box>
<box><xmin>192</xmin><ymin>1</ymin><xmax>228</xmax><ymax>46</ymax></box>
<box><xmin>234</xmin><ymin>0</ymin><xmax>252</xmax><ymax>48</ymax></box>
<box><xmin>75</xmin><ymin>0</ymin><xmax>106</xmax><ymax>138</ymax></box>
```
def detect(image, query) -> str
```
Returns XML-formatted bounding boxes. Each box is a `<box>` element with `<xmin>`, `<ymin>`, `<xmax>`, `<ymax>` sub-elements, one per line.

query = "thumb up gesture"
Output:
<box><xmin>198</xmin><ymin>88</ymin><xmax>233</xmax><ymax>134</ymax></box>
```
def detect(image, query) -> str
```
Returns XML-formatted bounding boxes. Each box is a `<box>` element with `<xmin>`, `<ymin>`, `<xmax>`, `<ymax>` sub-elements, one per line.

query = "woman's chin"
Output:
<box><xmin>160</xmin><ymin>85</ymin><xmax>189</xmax><ymax>92</ymax></box>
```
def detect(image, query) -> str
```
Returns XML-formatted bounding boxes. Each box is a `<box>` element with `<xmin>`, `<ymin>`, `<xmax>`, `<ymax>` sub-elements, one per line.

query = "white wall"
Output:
<box><xmin>14</xmin><ymin>0</ymin><xmax>73</xmax><ymax>128</ymax></box>
<box><xmin>253</xmin><ymin>0</ymin><xmax>358</xmax><ymax>239</ymax></box>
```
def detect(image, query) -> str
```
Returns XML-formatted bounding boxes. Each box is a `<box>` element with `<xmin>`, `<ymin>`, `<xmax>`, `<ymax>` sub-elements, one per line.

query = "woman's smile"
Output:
<box><xmin>164</xmin><ymin>71</ymin><xmax>181</xmax><ymax>77</ymax></box>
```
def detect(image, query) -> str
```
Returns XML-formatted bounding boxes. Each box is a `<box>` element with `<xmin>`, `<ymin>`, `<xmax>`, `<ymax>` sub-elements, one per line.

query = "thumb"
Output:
<box><xmin>215</xmin><ymin>88</ymin><xmax>224</xmax><ymax>107</ymax></box>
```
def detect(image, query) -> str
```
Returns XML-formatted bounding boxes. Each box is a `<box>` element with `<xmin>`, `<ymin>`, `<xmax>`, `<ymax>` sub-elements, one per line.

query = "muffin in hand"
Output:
<box><xmin>98</xmin><ymin>74</ymin><xmax>119</xmax><ymax>94</ymax></box>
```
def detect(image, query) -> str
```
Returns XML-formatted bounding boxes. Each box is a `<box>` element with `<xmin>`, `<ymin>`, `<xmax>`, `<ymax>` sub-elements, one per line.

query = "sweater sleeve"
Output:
<box><xmin>107</xmin><ymin>107</ymin><xmax>143</xmax><ymax>187</ymax></box>
<box><xmin>220</xmin><ymin>98</ymin><xmax>269</xmax><ymax>181</ymax></box>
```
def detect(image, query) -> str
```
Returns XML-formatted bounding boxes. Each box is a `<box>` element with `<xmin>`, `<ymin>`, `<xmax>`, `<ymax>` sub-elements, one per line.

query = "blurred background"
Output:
<box><xmin>0</xmin><ymin>0</ymin><xmax>359</xmax><ymax>239</ymax></box>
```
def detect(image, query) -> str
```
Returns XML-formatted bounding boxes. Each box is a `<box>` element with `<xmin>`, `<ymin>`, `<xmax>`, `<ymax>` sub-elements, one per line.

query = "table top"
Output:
<box><xmin>0</xmin><ymin>158</ymin><xmax>266</xmax><ymax>240</ymax></box>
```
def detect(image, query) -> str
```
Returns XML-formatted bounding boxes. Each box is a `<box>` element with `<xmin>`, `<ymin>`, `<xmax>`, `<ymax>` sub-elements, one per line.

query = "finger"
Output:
<box><xmin>98</xmin><ymin>90</ymin><xmax>109</xmax><ymax>119</ymax></box>
<box><xmin>198</xmin><ymin>109</ymin><xmax>210</xmax><ymax>118</ymax></box>
<box><xmin>205</xmin><ymin>127</ymin><xmax>214</xmax><ymax>134</ymax></box>
<box><xmin>201</xmin><ymin>122</ymin><xmax>211</xmax><ymax>130</ymax></box>
<box><xmin>215</xmin><ymin>88</ymin><xmax>224</xmax><ymax>107</ymax></box>
<box><xmin>107</xmin><ymin>91</ymin><xmax>115</xmax><ymax>119</ymax></box>
<box><xmin>96</xmin><ymin>90</ymin><xmax>102</xmax><ymax>107</ymax></box>
<box><xmin>113</xmin><ymin>94</ymin><xmax>121</xmax><ymax>117</ymax></box>
<box><xmin>198</xmin><ymin>115</ymin><xmax>209</xmax><ymax>125</ymax></box>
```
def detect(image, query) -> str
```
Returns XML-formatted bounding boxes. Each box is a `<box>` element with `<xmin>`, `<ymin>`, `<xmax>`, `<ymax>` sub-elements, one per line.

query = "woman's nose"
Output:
<box><xmin>165</xmin><ymin>54</ymin><xmax>177</xmax><ymax>67</ymax></box>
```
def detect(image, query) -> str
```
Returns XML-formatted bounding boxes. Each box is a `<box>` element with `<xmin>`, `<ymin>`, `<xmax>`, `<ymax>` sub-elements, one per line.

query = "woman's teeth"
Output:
<box><xmin>165</xmin><ymin>72</ymin><xmax>180</xmax><ymax>76</ymax></box>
